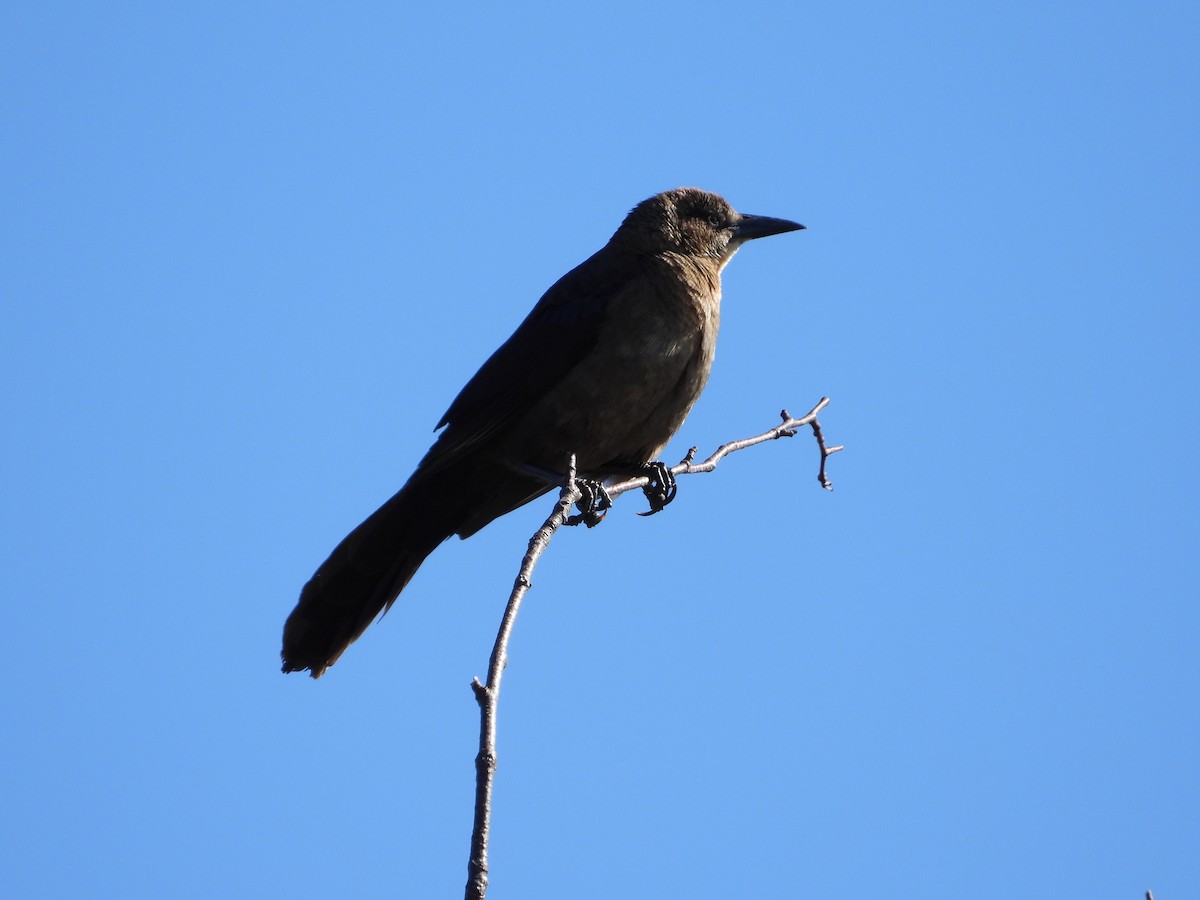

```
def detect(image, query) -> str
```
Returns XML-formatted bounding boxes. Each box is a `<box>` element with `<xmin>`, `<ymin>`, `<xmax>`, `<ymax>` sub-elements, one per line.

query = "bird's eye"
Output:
<box><xmin>706</xmin><ymin>213</ymin><xmax>725</xmax><ymax>228</ymax></box>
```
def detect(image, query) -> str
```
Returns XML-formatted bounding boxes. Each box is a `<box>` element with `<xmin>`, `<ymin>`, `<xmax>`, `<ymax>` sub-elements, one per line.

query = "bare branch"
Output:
<box><xmin>465</xmin><ymin>456</ymin><xmax>581</xmax><ymax>900</ymax></box>
<box><xmin>465</xmin><ymin>400</ymin><xmax>840</xmax><ymax>898</ymax></box>
<box><xmin>606</xmin><ymin>396</ymin><xmax>843</xmax><ymax>499</ymax></box>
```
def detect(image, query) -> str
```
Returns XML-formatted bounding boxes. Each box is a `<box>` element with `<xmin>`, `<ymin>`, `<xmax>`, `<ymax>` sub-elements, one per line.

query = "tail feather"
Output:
<box><xmin>282</xmin><ymin>478</ymin><xmax>454</xmax><ymax>678</ymax></box>
<box><xmin>281</xmin><ymin>462</ymin><xmax>552</xmax><ymax>677</ymax></box>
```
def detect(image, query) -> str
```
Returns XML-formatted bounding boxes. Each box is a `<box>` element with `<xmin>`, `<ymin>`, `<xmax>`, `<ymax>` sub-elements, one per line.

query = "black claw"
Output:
<box><xmin>636</xmin><ymin>461</ymin><xmax>677</xmax><ymax>517</ymax></box>
<box><xmin>568</xmin><ymin>478</ymin><xmax>612</xmax><ymax>528</ymax></box>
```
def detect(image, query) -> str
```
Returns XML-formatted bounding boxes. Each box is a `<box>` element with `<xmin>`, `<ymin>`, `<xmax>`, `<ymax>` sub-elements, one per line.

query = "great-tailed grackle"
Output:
<box><xmin>282</xmin><ymin>188</ymin><xmax>804</xmax><ymax>677</ymax></box>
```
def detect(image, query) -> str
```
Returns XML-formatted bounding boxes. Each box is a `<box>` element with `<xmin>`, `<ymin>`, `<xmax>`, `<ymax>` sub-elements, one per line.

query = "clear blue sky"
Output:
<box><xmin>3</xmin><ymin>3</ymin><xmax>1197</xmax><ymax>898</ymax></box>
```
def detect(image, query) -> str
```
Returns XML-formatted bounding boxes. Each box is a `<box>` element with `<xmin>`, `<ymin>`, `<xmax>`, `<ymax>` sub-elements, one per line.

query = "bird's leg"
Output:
<box><xmin>636</xmin><ymin>461</ymin><xmax>677</xmax><ymax>517</ymax></box>
<box><xmin>570</xmin><ymin>478</ymin><xmax>611</xmax><ymax>528</ymax></box>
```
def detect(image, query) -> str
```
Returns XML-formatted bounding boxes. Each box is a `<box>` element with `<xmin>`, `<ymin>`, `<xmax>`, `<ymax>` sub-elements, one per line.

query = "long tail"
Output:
<box><xmin>281</xmin><ymin>476</ymin><xmax>452</xmax><ymax>677</ymax></box>
<box><xmin>281</xmin><ymin>463</ymin><xmax>549</xmax><ymax>678</ymax></box>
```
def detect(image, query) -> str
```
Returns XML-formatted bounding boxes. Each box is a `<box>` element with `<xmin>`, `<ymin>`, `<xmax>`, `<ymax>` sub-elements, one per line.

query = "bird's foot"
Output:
<box><xmin>636</xmin><ymin>461</ymin><xmax>677</xmax><ymax>517</ymax></box>
<box><xmin>567</xmin><ymin>478</ymin><xmax>612</xmax><ymax>528</ymax></box>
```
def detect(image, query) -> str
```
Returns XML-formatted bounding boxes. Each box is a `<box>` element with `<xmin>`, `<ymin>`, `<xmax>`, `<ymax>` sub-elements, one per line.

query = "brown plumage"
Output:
<box><xmin>282</xmin><ymin>188</ymin><xmax>804</xmax><ymax>677</ymax></box>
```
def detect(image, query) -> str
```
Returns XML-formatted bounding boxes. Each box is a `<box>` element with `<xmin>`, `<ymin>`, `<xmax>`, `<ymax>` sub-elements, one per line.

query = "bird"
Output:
<box><xmin>282</xmin><ymin>187</ymin><xmax>804</xmax><ymax>677</ymax></box>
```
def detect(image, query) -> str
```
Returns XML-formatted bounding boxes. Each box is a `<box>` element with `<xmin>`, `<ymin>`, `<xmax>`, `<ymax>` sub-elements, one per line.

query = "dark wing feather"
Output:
<box><xmin>423</xmin><ymin>245</ymin><xmax>637</xmax><ymax>472</ymax></box>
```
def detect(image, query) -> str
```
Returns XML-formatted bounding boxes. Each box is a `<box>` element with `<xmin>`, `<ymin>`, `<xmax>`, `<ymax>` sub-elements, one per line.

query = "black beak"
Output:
<box><xmin>733</xmin><ymin>214</ymin><xmax>806</xmax><ymax>241</ymax></box>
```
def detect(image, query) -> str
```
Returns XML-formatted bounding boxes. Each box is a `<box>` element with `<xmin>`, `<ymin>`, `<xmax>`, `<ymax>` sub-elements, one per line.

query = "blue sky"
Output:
<box><xmin>3</xmin><ymin>3</ymin><xmax>1197</xmax><ymax>898</ymax></box>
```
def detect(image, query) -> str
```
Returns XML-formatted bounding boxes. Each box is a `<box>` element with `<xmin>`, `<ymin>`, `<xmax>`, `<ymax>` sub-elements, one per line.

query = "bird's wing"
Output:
<box><xmin>421</xmin><ymin>246</ymin><xmax>636</xmax><ymax>473</ymax></box>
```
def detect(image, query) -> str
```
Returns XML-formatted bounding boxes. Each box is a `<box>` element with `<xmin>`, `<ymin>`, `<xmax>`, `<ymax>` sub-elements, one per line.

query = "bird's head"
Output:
<box><xmin>615</xmin><ymin>187</ymin><xmax>805</xmax><ymax>269</ymax></box>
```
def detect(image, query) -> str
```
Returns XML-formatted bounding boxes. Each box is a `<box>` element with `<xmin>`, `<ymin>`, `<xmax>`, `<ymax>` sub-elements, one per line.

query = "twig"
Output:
<box><xmin>465</xmin><ymin>456</ymin><xmax>581</xmax><ymax>900</ymax></box>
<box><xmin>605</xmin><ymin>396</ymin><xmax>843</xmax><ymax>499</ymax></box>
<box><xmin>464</xmin><ymin>399</ymin><xmax>840</xmax><ymax>899</ymax></box>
